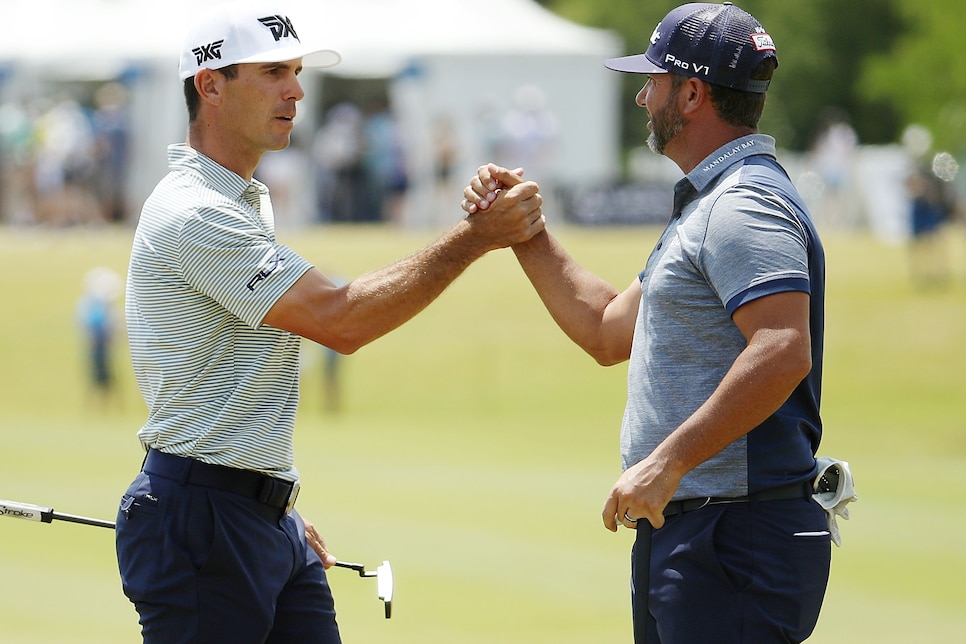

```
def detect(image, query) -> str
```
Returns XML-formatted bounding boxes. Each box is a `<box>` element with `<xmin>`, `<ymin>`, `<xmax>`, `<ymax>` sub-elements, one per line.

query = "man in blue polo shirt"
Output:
<box><xmin>463</xmin><ymin>3</ymin><xmax>830</xmax><ymax>642</ymax></box>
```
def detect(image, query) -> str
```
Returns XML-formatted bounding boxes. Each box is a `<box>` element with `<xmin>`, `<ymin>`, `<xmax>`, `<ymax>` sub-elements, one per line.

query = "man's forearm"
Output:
<box><xmin>513</xmin><ymin>231</ymin><xmax>633</xmax><ymax>365</ymax></box>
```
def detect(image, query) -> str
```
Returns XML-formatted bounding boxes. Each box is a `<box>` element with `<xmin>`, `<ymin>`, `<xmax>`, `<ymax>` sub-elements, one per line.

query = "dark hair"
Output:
<box><xmin>706</xmin><ymin>58</ymin><xmax>777</xmax><ymax>129</ymax></box>
<box><xmin>183</xmin><ymin>64</ymin><xmax>239</xmax><ymax>122</ymax></box>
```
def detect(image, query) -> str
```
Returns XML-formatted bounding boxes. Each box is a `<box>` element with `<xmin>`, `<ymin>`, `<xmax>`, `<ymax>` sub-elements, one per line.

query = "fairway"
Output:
<box><xmin>1</xmin><ymin>223</ymin><xmax>965</xmax><ymax>642</ymax></box>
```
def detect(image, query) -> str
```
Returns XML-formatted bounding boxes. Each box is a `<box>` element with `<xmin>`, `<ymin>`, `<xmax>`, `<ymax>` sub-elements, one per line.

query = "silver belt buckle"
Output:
<box><xmin>285</xmin><ymin>480</ymin><xmax>300</xmax><ymax>514</ymax></box>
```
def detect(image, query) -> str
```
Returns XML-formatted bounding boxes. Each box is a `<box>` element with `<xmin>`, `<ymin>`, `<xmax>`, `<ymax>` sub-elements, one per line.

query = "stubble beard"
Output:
<box><xmin>646</xmin><ymin>98</ymin><xmax>685</xmax><ymax>155</ymax></box>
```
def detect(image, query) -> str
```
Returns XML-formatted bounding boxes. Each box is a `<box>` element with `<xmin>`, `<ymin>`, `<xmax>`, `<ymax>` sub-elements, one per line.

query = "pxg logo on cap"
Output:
<box><xmin>192</xmin><ymin>40</ymin><xmax>225</xmax><ymax>67</ymax></box>
<box><xmin>180</xmin><ymin>1</ymin><xmax>340</xmax><ymax>81</ymax></box>
<box><xmin>191</xmin><ymin>15</ymin><xmax>295</xmax><ymax>67</ymax></box>
<box><xmin>258</xmin><ymin>14</ymin><xmax>300</xmax><ymax>42</ymax></box>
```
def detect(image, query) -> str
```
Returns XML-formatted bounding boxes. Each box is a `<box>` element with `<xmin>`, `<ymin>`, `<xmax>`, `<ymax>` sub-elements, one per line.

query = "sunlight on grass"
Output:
<box><xmin>1</xmin><ymin>223</ymin><xmax>964</xmax><ymax>642</ymax></box>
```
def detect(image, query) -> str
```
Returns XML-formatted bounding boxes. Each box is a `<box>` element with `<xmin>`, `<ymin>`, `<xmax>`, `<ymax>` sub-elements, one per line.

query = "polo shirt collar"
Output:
<box><xmin>685</xmin><ymin>134</ymin><xmax>777</xmax><ymax>193</ymax></box>
<box><xmin>167</xmin><ymin>143</ymin><xmax>268</xmax><ymax>202</ymax></box>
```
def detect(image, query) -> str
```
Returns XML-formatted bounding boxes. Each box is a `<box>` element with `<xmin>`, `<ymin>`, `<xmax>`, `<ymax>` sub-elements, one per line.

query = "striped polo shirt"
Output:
<box><xmin>125</xmin><ymin>144</ymin><xmax>314</xmax><ymax>481</ymax></box>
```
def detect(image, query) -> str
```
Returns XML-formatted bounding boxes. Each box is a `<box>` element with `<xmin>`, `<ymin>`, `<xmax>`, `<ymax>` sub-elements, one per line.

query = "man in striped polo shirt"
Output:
<box><xmin>115</xmin><ymin>2</ymin><xmax>545</xmax><ymax>642</ymax></box>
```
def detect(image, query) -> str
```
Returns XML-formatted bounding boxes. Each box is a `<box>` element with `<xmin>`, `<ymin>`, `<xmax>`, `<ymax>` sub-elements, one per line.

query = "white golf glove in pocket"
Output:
<box><xmin>811</xmin><ymin>456</ymin><xmax>857</xmax><ymax>546</ymax></box>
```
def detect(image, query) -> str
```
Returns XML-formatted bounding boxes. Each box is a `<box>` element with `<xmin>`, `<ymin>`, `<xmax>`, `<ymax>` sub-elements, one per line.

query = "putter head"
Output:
<box><xmin>376</xmin><ymin>560</ymin><xmax>393</xmax><ymax>619</ymax></box>
<box><xmin>333</xmin><ymin>559</ymin><xmax>393</xmax><ymax>618</ymax></box>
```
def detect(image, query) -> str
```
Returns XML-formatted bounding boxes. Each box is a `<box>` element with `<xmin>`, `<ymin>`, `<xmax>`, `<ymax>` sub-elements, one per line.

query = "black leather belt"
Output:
<box><xmin>663</xmin><ymin>480</ymin><xmax>813</xmax><ymax>518</ymax></box>
<box><xmin>142</xmin><ymin>449</ymin><xmax>299</xmax><ymax>515</ymax></box>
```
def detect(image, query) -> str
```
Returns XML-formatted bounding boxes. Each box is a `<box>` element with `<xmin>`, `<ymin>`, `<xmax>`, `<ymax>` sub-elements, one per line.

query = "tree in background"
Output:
<box><xmin>539</xmin><ymin>0</ymin><xmax>933</xmax><ymax>158</ymax></box>
<box><xmin>860</xmin><ymin>0</ymin><xmax>966</xmax><ymax>156</ymax></box>
<box><xmin>747</xmin><ymin>0</ymin><xmax>905</xmax><ymax>150</ymax></box>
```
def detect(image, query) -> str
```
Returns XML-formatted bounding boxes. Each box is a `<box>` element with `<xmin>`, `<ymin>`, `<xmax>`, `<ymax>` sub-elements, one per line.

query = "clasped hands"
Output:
<box><xmin>461</xmin><ymin>164</ymin><xmax>545</xmax><ymax>245</ymax></box>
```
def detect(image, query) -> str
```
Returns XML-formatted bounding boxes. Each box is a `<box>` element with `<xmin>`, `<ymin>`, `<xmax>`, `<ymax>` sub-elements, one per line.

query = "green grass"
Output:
<box><xmin>1</xmin><ymin>223</ymin><xmax>965</xmax><ymax>642</ymax></box>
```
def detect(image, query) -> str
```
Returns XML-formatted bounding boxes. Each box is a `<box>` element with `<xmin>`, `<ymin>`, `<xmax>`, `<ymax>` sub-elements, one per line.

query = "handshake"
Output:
<box><xmin>458</xmin><ymin>163</ymin><xmax>547</xmax><ymax>250</ymax></box>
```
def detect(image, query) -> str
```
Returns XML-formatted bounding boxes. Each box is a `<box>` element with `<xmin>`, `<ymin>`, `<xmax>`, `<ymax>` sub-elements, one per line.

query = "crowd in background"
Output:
<box><xmin>0</xmin><ymin>80</ymin><xmax>564</xmax><ymax>231</ymax></box>
<box><xmin>311</xmin><ymin>100</ymin><xmax>408</xmax><ymax>224</ymax></box>
<box><xmin>0</xmin><ymin>82</ymin><xmax>130</xmax><ymax>226</ymax></box>
<box><xmin>0</xmin><ymin>79</ymin><xmax>962</xmax><ymax>247</ymax></box>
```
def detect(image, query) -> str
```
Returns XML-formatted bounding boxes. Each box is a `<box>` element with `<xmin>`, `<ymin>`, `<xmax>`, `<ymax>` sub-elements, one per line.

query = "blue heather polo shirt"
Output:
<box><xmin>620</xmin><ymin>134</ymin><xmax>825</xmax><ymax>499</ymax></box>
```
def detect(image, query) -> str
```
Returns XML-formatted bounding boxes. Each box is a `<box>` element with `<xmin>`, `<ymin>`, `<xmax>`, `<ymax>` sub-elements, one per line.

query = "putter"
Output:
<box><xmin>334</xmin><ymin>560</ymin><xmax>394</xmax><ymax>618</ymax></box>
<box><xmin>2</xmin><ymin>498</ymin><xmax>393</xmax><ymax>618</ymax></box>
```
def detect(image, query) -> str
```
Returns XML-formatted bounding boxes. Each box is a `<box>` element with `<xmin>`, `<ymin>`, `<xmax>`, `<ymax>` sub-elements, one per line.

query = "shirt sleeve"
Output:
<box><xmin>699</xmin><ymin>185</ymin><xmax>811</xmax><ymax>315</ymax></box>
<box><xmin>177</xmin><ymin>205</ymin><xmax>314</xmax><ymax>328</ymax></box>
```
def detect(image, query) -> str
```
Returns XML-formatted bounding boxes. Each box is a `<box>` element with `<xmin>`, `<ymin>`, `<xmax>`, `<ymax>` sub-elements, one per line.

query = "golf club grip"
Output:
<box><xmin>0</xmin><ymin>499</ymin><xmax>54</xmax><ymax>523</ymax></box>
<box><xmin>632</xmin><ymin>523</ymin><xmax>653</xmax><ymax>644</ymax></box>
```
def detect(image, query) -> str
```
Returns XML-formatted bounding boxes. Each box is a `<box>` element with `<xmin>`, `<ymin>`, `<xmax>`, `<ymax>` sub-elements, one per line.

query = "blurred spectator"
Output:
<box><xmin>312</xmin><ymin>102</ymin><xmax>367</xmax><ymax>222</ymax></box>
<box><xmin>321</xmin><ymin>274</ymin><xmax>348</xmax><ymax>412</ymax></box>
<box><xmin>91</xmin><ymin>82</ymin><xmax>131</xmax><ymax>223</ymax></box>
<box><xmin>497</xmin><ymin>84</ymin><xmax>559</xmax><ymax>214</ymax></box>
<box><xmin>33</xmin><ymin>97</ymin><xmax>101</xmax><ymax>225</ymax></box>
<box><xmin>498</xmin><ymin>84</ymin><xmax>558</xmax><ymax>173</ymax></box>
<box><xmin>256</xmin><ymin>134</ymin><xmax>312</xmax><ymax>228</ymax></box>
<box><xmin>905</xmin><ymin>157</ymin><xmax>957</xmax><ymax>288</ymax></box>
<box><xmin>0</xmin><ymin>98</ymin><xmax>35</xmax><ymax>224</ymax></box>
<box><xmin>807</xmin><ymin>108</ymin><xmax>860</xmax><ymax>229</ymax></box>
<box><xmin>902</xmin><ymin>125</ymin><xmax>959</xmax><ymax>288</ymax></box>
<box><xmin>76</xmin><ymin>266</ymin><xmax>123</xmax><ymax>410</ymax></box>
<box><xmin>432</xmin><ymin>113</ymin><xmax>458</xmax><ymax>226</ymax></box>
<box><xmin>362</xmin><ymin>100</ymin><xmax>408</xmax><ymax>224</ymax></box>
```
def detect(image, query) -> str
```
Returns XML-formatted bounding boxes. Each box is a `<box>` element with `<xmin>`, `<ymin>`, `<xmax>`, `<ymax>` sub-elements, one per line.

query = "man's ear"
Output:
<box><xmin>680</xmin><ymin>78</ymin><xmax>708</xmax><ymax>111</ymax></box>
<box><xmin>680</xmin><ymin>77</ymin><xmax>708</xmax><ymax>115</ymax></box>
<box><xmin>194</xmin><ymin>69</ymin><xmax>224</xmax><ymax>107</ymax></box>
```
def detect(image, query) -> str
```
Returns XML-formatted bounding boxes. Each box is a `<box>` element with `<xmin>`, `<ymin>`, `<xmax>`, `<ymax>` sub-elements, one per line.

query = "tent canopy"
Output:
<box><xmin>313</xmin><ymin>0</ymin><xmax>622</xmax><ymax>77</ymax></box>
<box><xmin>4</xmin><ymin>0</ymin><xmax>620</xmax><ymax>79</ymax></box>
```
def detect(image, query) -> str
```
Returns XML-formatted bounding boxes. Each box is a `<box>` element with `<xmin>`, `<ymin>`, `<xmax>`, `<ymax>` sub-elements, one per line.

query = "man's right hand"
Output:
<box><xmin>462</xmin><ymin>163</ymin><xmax>526</xmax><ymax>215</ymax></box>
<box><xmin>464</xmin><ymin>172</ymin><xmax>546</xmax><ymax>250</ymax></box>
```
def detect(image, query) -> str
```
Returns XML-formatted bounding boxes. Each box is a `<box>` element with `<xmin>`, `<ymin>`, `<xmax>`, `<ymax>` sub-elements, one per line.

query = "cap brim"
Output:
<box><xmin>604</xmin><ymin>53</ymin><xmax>666</xmax><ymax>75</ymax></box>
<box><xmin>303</xmin><ymin>50</ymin><xmax>342</xmax><ymax>69</ymax></box>
<box><xmin>237</xmin><ymin>46</ymin><xmax>341</xmax><ymax>69</ymax></box>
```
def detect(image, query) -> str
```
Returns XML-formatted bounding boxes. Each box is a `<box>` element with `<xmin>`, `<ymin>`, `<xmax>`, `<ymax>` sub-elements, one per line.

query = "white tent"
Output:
<box><xmin>1</xmin><ymin>0</ymin><xmax>623</xmax><ymax>227</ymax></box>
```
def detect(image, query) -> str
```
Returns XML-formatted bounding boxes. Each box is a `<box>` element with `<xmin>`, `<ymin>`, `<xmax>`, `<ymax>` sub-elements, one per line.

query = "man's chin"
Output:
<box><xmin>268</xmin><ymin>138</ymin><xmax>293</xmax><ymax>152</ymax></box>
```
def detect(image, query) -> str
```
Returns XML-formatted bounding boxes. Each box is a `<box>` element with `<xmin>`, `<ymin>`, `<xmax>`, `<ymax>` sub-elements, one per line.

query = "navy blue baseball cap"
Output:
<box><xmin>604</xmin><ymin>2</ymin><xmax>778</xmax><ymax>94</ymax></box>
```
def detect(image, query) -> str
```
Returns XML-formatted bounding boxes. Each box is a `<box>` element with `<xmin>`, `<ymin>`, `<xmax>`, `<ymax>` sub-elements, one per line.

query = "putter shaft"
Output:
<box><xmin>1</xmin><ymin>499</ymin><xmax>116</xmax><ymax>529</ymax></box>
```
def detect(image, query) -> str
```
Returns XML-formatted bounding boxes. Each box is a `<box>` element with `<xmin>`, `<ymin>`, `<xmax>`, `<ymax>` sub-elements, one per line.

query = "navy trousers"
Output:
<box><xmin>632</xmin><ymin>497</ymin><xmax>831</xmax><ymax>643</ymax></box>
<box><xmin>116</xmin><ymin>469</ymin><xmax>341</xmax><ymax>643</ymax></box>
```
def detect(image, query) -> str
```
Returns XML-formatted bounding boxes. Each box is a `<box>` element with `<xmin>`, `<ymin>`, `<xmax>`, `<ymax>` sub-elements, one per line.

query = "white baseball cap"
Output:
<box><xmin>179</xmin><ymin>1</ymin><xmax>341</xmax><ymax>80</ymax></box>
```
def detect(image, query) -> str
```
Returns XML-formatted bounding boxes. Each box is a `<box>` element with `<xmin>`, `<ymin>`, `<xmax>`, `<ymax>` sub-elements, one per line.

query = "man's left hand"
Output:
<box><xmin>602</xmin><ymin>456</ymin><xmax>680</xmax><ymax>532</ymax></box>
<box><xmin>304</xmin><ymin>517</ymin><xmax>337</xmax><ymax>569</ymax></box>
